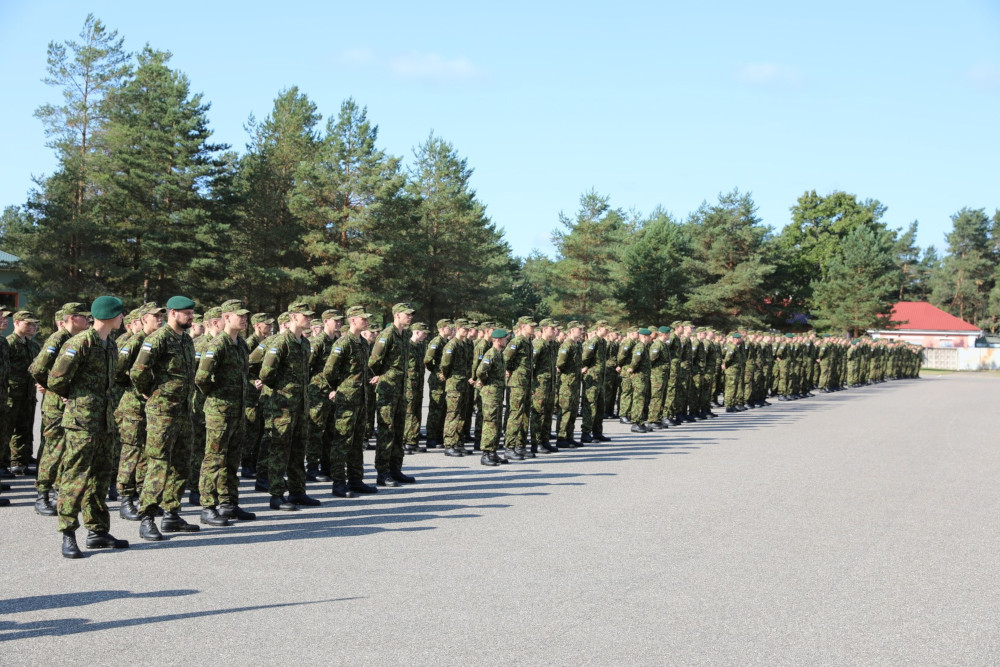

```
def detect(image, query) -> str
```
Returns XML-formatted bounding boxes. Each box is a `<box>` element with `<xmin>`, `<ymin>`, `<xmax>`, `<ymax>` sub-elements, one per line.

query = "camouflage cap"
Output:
<box><xmin>321</xmin><ymin>309</ymin><xmax>343</xmax><ymax>321</ymax></box>
<box><xmin>141</xmin><ymin>302</ymin><xmax>166</xmax><ymax>317</ymax></box>
<box><xmin>204</xmin><ymin>306</ymin><xmax>223</xmax><ymax>321</ymax></box>
<box><xmin>411</xmin><ymin>322</ymin><xmax>429</xmax><ymax>332</ymax></box>
<box><xmin>346</xmin><ymin>305</ymin><xmax>373</xmax><ymax>319</ymax></box>
<box><xmin>277</xmin><ymin>312</ymin><xmax>290</xmax><ymax>324</ymax></box>
<box><xmin>627</xmin><ymin>326</ymin><xmax>639</xmax><ymax>333</ymax></box>
<box><xmin>517</xmin><ymin>316</ymin><xmax>538</xmax><ymax>327</ymax></box>
<box><xmin>539</xmin><ymin>318</ymin><xmax>557</xmax><ymax>328</ymax></box>
<box><xmin>671</xmin><ymin>321</ymin><xmax>682</xmax><ymax>328</ymax></box>
<box><xmin>454</xmin><ymin>318</ymin><xmax>471</xmax><ymax>328</ymax></box>
<box><xmin>310</xmin><ymin>319</ymin><xmax>323</xmax><ymax>327</ymax></box>
<box><xmin>594</xmin><ymin>320</ymin><xmax>610</xmax><ymax>328</ymax></box>
<box><xmin>467</xmin><ymin>320</ymin><xmax>480</xmax><ymax>327</ymax></box>
<box><xmin>250</xmin><ymin>313</ymin><xmax>273</xmax><ymax>325</ymax></box>
<box><xmin>12</xmin><ymin>310</ymin><xmax>38</xmax><ymax>323</ymax></box>
<box><xmin>392</xmin><ymin>302</ymin><xmax>415</xmax><ymax>315</ymax></box>
<box><xmin>0</xmin><ymin>310</ymin><xmax>12</xmax><ymax>318</ymax></box>
<box><xmin>436</xmin><ymin>318</ymin><xmax>453</xmax><ymax>329</ymax></box>
<box><xmin>192</xmin><ymin>314</ymin><xmax>203</xmax><ymax>324</ymax></box>
<box><xmin>60</xmin><ymin>302</ymin><xmax>91</xmax><ymax>318</ymax></box>
<box><xmin>287</xmin><ymin>301</ymin><xmax>315</xmax><ymax>316</ymax></box>
<box><xmin>123</xmin><ymin>308</ymin><xmax>141</xmax><ymax>323</ymax></box>
<box><xmin>220</xmin><ymin>299</ymin><xmax>250</xmax><ymax>316</ymax></box>
<box><xmin>566</xmin><ymin>320</ymin><xmax>583</xmax><ymax>330</ymax></box>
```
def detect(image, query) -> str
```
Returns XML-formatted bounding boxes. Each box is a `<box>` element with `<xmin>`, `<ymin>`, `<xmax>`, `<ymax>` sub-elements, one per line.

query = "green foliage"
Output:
<box><xmin>929</xmin><ymin>207</ymin><xmax>994</xmax><ymax>325</ymax></box>
<box><xmin>617</xmin><ymin>208</ymin><xmax>690</xmax><ymax>324</ymax></box>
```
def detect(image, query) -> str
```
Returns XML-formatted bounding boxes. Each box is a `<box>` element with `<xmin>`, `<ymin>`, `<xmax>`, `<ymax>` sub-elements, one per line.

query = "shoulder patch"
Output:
<box><xmin>65</xmin><ymin>349</ymin><xmax>77</xmax><ymax>357</ymax></box>
<box><xmin>205</xmin><ymin>350</ymin><xmax>214</xmax><ymax>358</ymax></box>
<box><xmin>46</xmin><ymin>346</ymin><xmax>56</xmax><ymax>353</ymax></box>
<box><xmin>268</xmin><ymin>348</ymin><xmax>278</xmax><ymax>354</ymax></box>
<box><xmin>119</xmin><ymin>348</ymin><xmax>130</xmax><ymax>355</ymax></box>
<box><xmin>333</xmin><ymin>347</ymin><xmax>342</xmax><ymax>353</ymax></box>
<box><xmin>142</xmin><ymin>342</ymin><xmax>153</xmax><ymax>350</ymax></box>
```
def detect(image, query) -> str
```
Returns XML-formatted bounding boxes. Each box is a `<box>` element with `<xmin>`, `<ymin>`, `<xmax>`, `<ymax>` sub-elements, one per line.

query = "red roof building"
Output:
<box><xmin>869</xmin><ymin>301</ymin><xmax>983</xmax><ymax>348</ymax></box>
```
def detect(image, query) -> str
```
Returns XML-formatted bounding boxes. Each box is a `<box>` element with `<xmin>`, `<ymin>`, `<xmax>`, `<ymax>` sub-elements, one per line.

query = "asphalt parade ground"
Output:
<box><xmin>1</xmin><ymin>373</ymin><xmax>999</xmax><ymax>665</ymax></box>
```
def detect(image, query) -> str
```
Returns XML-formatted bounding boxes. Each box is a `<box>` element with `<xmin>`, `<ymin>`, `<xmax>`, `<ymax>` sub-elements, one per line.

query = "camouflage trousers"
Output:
<box><xmin>819</xmin><ymin>362</ymin><xmax>832</xmax><ymax>390</ymax></box>
<box><xmin>666</xmin><ymin>364</ymin><xmax>685</xmax><ymax>419</ymax></box>
<box><xmin>629</xmin><ymin>371</ymin><xmax>651</xmax><ymax>424</ymax></box>
<box><xmin>618</xmin><ymin>372</ymin><xmax>633</xmax><ymax>422</ymax></box>
<box><xmin>188</xmin><ymin>405</ymin><xmax>206</xmax><ymax>490</ymax></box>
<box><xmin>604</xmin><ymin>371</ymin><xmax>618</xmax><ymax>417</ymax></box>
<box><xmin>115</xmin><ymin>410</ymin><xmax>146</xmax><ymax>497</ymax></box>
<box><xmin>56</xmin><ymin>425</ymin><xmax>113</xmax><ymax>533</ymax></box>
<box><xmin>777</xmin><ymin>360</ymin><xmax>791</xmax><ymax>395</ymax></box>
<box><xmin>426</xmin><ymin>375</ymin><xmax>446</xmax><ymax>442</ymax></box>
<box><xmin>404</xmin><ymin>380</ymin><xmax>423</xmax><ymax>446</ymax></box>
<box><xmin>35</xmin><ymin>406</ymin><xmax>66</xmax><ymax>493</ymax></box>
<box><xmin>0</xmin><ymin>390</ymin><xmax>8</xmax><ymax>469</ymax></box>
<box><xmin>443</xmin><ymin>378</ymin><xmax>470</xmax><ymax>448</ymax></box>
<box><xmin>556</xmin><ymin>375</ymin><xmax>580</xmax><ymax>440</ymax></box>
<box><xmin>7</xmin><ymin>395</ymin><xmax>35</xmax><ymax>466</ymax></box>
<box><xmin>139</xmin><ymin>410</ymin><xmax>193</xmax><ymax>514</ymax></box>
<box><xmin>200</xmin><ymin>403</ymin><xmax>246</xmax><ymax>507</ymax></box>
<box><xmin>267</xmin><ymin>405</ymin><xmax>308</xmax><ymax>497</ymax></box>
<box><xmin>647</xmin><ymin>369</ymin><xmax>669</xmax><ymax>423</ymax></box>
<box><xmin>505</xmin><ymin>382</ymin><xmax>531</xmax><ymax>448</ymax></box>
<box><xmin>580</xmin><ymin>373</ymin><xmax>605</xmax><ymax>437</ymax></box>
<box><xmin>374</xmin><ymin>380</ymin><xmax>406</xmax><ymax>473</ymax></box>
<box><xmin>530</xmin><ymin>376</ymin><xmax>554</xmax><ymax>445</ymax></box>
<box><xmin>330</xmin><ymin>398</ymin><xmax>366</xmax><ymax>482</ymax></box>
<box><xmin>242</xmin><ymin>403</ymin><xmax>266</xmax><ymax>474</ymax></box>
<box><xmin>724</xmin><ymin>367</ymin><xmax>743</xmax><ymax>407</ymax></box>
<box><xmin>306</xmin><ymin>385</ymin><xmax>333</xmax><ymax>472</ymax></box>
<box><xmin>479</xmin><ymin>386</ymin><xmax>504</xmax><ymax>452</ymax></box>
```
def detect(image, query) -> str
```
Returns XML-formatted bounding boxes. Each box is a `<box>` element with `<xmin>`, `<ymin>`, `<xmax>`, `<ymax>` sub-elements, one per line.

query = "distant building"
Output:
<box><xmin>0</xmin><ymin>250</ymin><xmax>24</xmax><ymax>336</ymax></box>
<box><xmin>868</xmin><ymin>301</ymin><xmax>982</xmax><ymax>349</ymax></box>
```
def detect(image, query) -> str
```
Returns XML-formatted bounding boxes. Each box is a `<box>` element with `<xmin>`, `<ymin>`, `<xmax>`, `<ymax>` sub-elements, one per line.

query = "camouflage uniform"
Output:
<box><xmin>258</xmin><ymin>329</ymin><xmax>311</xmax><ymax>498</ymax></box>
<box><xmin>580</xmin><ymin>333</ymin><xmax>607</xmax><ymax>439</ymax></box>
<box><xmin>114</xmin><ymin>329</ymin><xmax>148</xmax><ymax>498</ymax></box>
<box><xmin>423</xmin><ymin>328</ymin><xmax>449</xmax><ymax>444</ymax></box>
<box><xmin>555</xmin><ymin>334</ymin><xmax>582</xmax><ymax>443</ymax></box>
<box><xmin>132</xmin><ymin>325</ymin><xmax>197</xmax><ymax>514</ymax></box>
<box><xmin>476</xmin><ymin>344</ymin><xmax>506</xmax><ymax>452</ymax></box>
<box><xmin>616</xmin><ymin>336</ymin><xmax>635</xmax><ymax>420</ymax></box>
<box><xmin>646</xmin><ymin>335</ymin><xmax>669</xmax><ymax>425</ymax></box>
<box><xmin>530</xmin><ymin>334</ymin><xmax>556</xmax><ymax>447</ymax></box>
<box><xmin>404</xmin><ymin>334</ymin><xmax>427</xmax><ymax>447</ymax></box>
<box><xmin>369</xmin><ymin>323</ymin><xmax>409</xmax><ymax>474</ymax></box>
<box><xmin>323</xmin><ymin>330</ymin><xmax>369</xmax><ymax>483</ymax></box>
<box><xmin>441</xmin><ymin>333</ymin><xmax>472</xmax><ymax>448</ymax></box>
<box><xmin>188</xmin><ymin>332</ymin><xmax>213</xmax><ymax>493</ymax></box>
<box><xmin>504</xmin><ymin>328</ymin><xmax>534</xmax><ymax>450</ymax></box>
<box><xmin>194</xmin><ymin>331</ymin><xmax>249</xmax><ymax>508</ymax></box>
<box><xmin>30</xmin><ymin>327</ymin><xmax>72</xmax><ymax>495</ymax></box>
<box><xmin>723</xmin><ymin>338</ymin><xmax>745</xmax><ymax>408</ymax></box>
<box><xmin>48</xmin><ymin>329</ymin><xmax>117</xmax><ymax>533</ymax></box>
<box><xmin>628</xmin><ymin>339</ymin><xmax>651</xmax><ymax>424</ymax></box>
<box><xmin>7</xmin><ymin>330</ymin><xmax>40</xmax><ymax>467</ymax></box>
<box><xmin>307</xmin><ymin>329</ymin><xmax>338</xmax><ymax>476</ymax></box>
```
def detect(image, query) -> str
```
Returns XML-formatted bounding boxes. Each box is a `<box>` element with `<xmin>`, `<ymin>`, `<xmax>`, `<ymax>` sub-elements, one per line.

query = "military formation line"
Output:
<box><xmin>0</xmin><ymin>297</ymin><xmax>922</xmax><ymax>558</ymax></box>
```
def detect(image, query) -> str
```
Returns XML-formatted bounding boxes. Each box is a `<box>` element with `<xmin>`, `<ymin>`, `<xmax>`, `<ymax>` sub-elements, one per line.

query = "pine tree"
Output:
<box><xmin>617</xmin><ymin>208</ymin><xmax>690</xmax><ymax>324</ymax></box>
<box><xmin>810</xmin><ymin>224</ymin><xmax>899</xmax><ymax>336</ymax></box>
<box><xmin>929</xmin><ymin>207</ymin><xmax>993</xmax><ymax>325</ymax></box>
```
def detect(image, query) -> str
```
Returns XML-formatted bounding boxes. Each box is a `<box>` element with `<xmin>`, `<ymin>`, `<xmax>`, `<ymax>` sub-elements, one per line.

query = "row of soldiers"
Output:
<box><xmin>0</xmin><ymin>297</ymin><xmax>920</xmax><ymax>558</ymax></box>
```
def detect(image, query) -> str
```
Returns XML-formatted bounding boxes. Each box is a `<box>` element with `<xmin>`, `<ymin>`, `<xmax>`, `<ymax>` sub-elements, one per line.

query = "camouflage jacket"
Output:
<box><xmin>532</xmin><ymin>337</ymin><xmax>556</xmax><ymax>379</ymax></box>
<box><xmin>477</xmin><ymin>345</ymin><xmax>506</xmax><ymax>389</ymax></box>
<box><xmin>368</xmin><ymin>325</ymin><xmax>409</xmax><ymax>386</ymax></box>
<box><xmin>30</xmin><ymin>328</ymin><xmax>72</xmax><ymax>419</ymax></box>
<box><xmin>47</xmin><ymin>328</ymin><xmax>117</xmax><ymax>432</ymax></box>
<box><xmin>114</xmin><ymin>330</ymin><xmax>147</xmax><ymax>419</ymax></box>
<box><xmin>130</xmin><ymin>325</ymin><xmax>197</xmax><ymax>416</ymax></box>
<box><xmin>195</xmin><ymin>332</ymin><xmax>250</xmax><ymax>412</ymax></box>
<box><xmin>504</xmin><ymin>334</ymin><xmax>533</xmax><ymax>387</ymax></box>
<box><xmin>440</xmin><ymin>337</ymin><xmax>471</xmax><ymax>380</ymax></box>
<box><xmin>323</xmin><ymin>332</ymin><xmax>369</xmax><ymax>405</ymax></box>
<box><xmin>257</xmin><ymin>329</ymin><xmax>310</xmax><ymax>413</ymax></box>
<box><xmin>7</xmin><ymin>333</ymin><xmax>40</xmax><ymax>400</ymax></box>
<box><xmin>424</xmin><ymin>334</ymin><xmax>448</xmax><ymax>374</ymax></box>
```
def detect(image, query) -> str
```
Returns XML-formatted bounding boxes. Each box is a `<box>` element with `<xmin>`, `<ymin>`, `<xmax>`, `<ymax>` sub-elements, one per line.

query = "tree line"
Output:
<box><xmin>2</xmin><ymin>16</ymin><xmax>997</xmax><ymax>336</ymax></box>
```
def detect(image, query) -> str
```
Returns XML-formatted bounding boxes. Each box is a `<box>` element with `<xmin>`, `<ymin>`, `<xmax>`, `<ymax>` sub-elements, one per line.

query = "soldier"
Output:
<box><xmin>114</xmin><ymin>303</ymin><xmax>164</xmax><ymax>520</ymax></box>
<box><xmin>361</xmin><ymin>327</ymin><xmax>378</xmax><ymax>442</ymax></box>
<box><xmin>403</xmin><ymin>322</ymin><xmax>429</xmax><ymax>454</ymax></box>
<box><xmin>0</xmin><ymin>310</ymin><xmax>10</xmax><ymax>485</ymax></box>
<box><xmin>476</xmin><ymin>328</ymin><xmax>510</xmax><ymax>466</ymax></box>
<box><xmin>31</xmin><ymin>303</ymin><xmax>91</xmax><ymax>516</ymax></box>
<box><xmin>369</xmin><ymin>302</ymin><xmax>416</xmax><ymax>487</ymax></box>
<box><xmin>258</xmin><ymin>301</ymin><xmax>318</xmax><ymax>509</ymax></box>
<box><xmin>7</xmin><ymin>310</ymin><xmax>41</xmax><ymax>475</ymax></box>
<box><xmin>628</xmin><ymin>328</ymin><xmax>653</xmax><ymax>432</ymax></box>
<box><xmin>580</xmin><ymin>321</ymin><xmax>610</xmax><ymax>443</ymax></box>
<box><xmin>530</xmin><ymin>318</ymin><xmax>558</xmax><ymax>453</ymax></box>
<box><xmin>323</xmin><ymin>306</ymin><xmax>378</xmax><ymax>498</ymax></box>
<box><xmin>722</xmin><ymin>332</ymin><xmax>746</xmax><ymax>412</ymax></box>
<box><xmin>422</xmin><ymin>319</ymin><xmax>452</xmax><ymax>448</ymax></box>
<box><xmin>190</xmin><ymin>306</ymin><xmax>225</xmax><ymax>506</ymax></box>
<box><xmin>242</xmin><ymin>313</ymin><xmax>273</xmax><ymax>479</ymax></box>
<box><xmin>195</xmin><ymin>300</ymin><xmax>255</xmax><ymax>525</ymax></box>
<box><xmin>616</xmin><ymin>328</ymin><xmax>637</xmax><ymax>424</ymax></box>
<box><xmin>504</xmin><ymin>317</ymin><xmax>535</xmax><ymax>459</ymax></box>
<box><xmin>47</xmin><ymin>296</ymin><xmax>128</xmax><ymax>558</ymax></box>
<box><xmin>470</xmin><ymin>322</ymin><xmax>493</xmax><ymax>448</ymax></box>
<box><xmin>440</xmin><ymin>319</ymin><xmax>471</xmax><ymax>456</ymax></box>
<box><xmin>555</xmin><ymin>321</ymin><xmax>584</xmax><ymax>448</ymax></box>
<box><xmin>646</xmin><ymin>326</ymin><xmax>670</xmax><ymax>429</ymax></box>
<box><xmin>603</xmin><ymin>330</ymin><xmax>620</xmax><ymax>419</ymax></box>
<box><xmin>306</xmin><ymin>309</ymin><xmax>343</xmax><ymax>481</ymax></box>
<box><xmin>132</xmin><ymin>296</ymin><xmax>202</xmax><ymax>540</ymax></box>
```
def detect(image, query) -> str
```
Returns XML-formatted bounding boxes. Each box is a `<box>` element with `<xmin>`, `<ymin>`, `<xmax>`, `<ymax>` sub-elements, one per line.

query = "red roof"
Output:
<box><xmin>887</xmin><ymin>301</ymin><xmax>982</xmax><ymax>332</ymax></box>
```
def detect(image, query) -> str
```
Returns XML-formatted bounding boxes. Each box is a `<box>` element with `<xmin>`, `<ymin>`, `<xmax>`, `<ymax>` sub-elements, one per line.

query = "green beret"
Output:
<box><xmin>346</xmin><ymin>306</ymin><xmax>373</xmax><ymax>319</ymax></box>
<box><xmin>436</xmin><ymin>318</ymin><xmax>453</xmax><ymax>329</ymax></box>
<box><xmin>411</xmin><ymin>322</ymin><xmax>429</xmax><ymax>332</ymax></box>
<box><xmin>731</xmin><ymin>333</ymin><xmax>742</xmax><ymax>339</ymax></box>
<box><xmin>657</xmin><ymin>326</ymin><xmax>671</xmax><ymax>334</ymax></box>
<box><xmin>785</xmin><ymin>333</ymin><xmax>794</xmax><ymax>338</ymax></box>
<box><xmin>287</xmin><ymin>301</ymin><xmax>315</xmax><ymax>316</ymax></box>
<box><xmin>165</xmin><ymin>296</ymin><xmax>196</xmax><ymax>310</ymax></box>
<box><xmin>637</xmin><ymin>328</ymin><xmax>652</xmax><ymax>335</ymax></box>
<box><xmin>322</xmin><ymin>309</ymin><xmax>343</xmax><ymax>320</ymax></box>
<box><xmin>491</xmin><ymin>328</ymin><xmax>508</xmax><ymax>339</ymax></box>
<box><xmin>90</xmin><ymin>297</ymin><xmax>123</xmax><ymax>321</ymax></box>
<box><xmin>392</xmin><ymin>302</ymin><xmax>415</xmax><ymax>314</ymax></box>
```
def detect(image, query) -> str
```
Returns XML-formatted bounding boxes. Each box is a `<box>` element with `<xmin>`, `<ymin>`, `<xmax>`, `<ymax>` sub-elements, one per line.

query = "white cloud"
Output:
<box><xmin>966</xmin><ymin>62</ymin><xmax>1000</xmax><ymax>89</ymax></box>
<box><xmin>388</xmin><ymin>52</ymin><xmax>483</xmax><ymax>83</ymax></box>
<box><xmin>736</xmin><ymin>62</ymin><xmax>804</xmax><ymax>88</ymax></box>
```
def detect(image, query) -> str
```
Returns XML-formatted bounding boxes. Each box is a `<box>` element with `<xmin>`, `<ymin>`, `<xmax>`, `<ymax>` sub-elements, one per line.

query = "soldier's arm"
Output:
<box><xmin>424</xmin><ymin>339</ymin><xmax>440</xmax><ymax>371</ymax></box>
<box><xmin>194</xmin><ymin>338</ymin><xmax>222</xmax><ymax>394</ymax></box>
<box><xmin>130</xmin><ymin>336</ymin><xmax>162</xmax><ymax>397</ymax></box>
<box><xmin>439</xmin><ymin>342</ymin><xmax>455</xmax><ymax>378</ymax></box>
<box><xmin>259</xmin><ymin>339</ymin><xmax>285</xmax><ymax>389</ymax></box>
<box><xmin>47</xmin><ymin>338</ymin><xmax>87</xmax><ymax>397</ymax></box>
<box><xmin>368</xmin><ymin>331</ymin><xmax>389</xmax><ymax>377</ymax></box>
<box><xmin>476</xmin><ymin>350</ymin><xmax>493</xmax><ymax>385</ymax></box>
<box><xmin>29</xmin><ymin>337</ymin><xmax>59</xmax><ymax>388</ymax></box>
<box><xmin>322</xmin><ymin>341</ymin><xmax>348</xmax><ymax>392</ymax></box>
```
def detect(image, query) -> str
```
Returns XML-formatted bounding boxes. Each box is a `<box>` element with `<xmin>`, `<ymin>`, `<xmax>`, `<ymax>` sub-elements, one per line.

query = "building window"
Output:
<box><xmin>0</xmin><ymin>292</ymin><xmax>17</xmax><ymax>310</ymax></box>
<box><xmin>938</xmin><ymin>339</ymin><xmax>953</xmax><ymax>348</ymax></box>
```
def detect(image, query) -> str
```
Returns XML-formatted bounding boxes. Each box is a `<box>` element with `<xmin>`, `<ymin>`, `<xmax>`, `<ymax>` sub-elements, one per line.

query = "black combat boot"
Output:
<box><xmin>218</xmin><ymin>503</ymin><xmax>257</xmax><ymax>520</ymax></box>
<box><xmin>34</xmin><ymin>490</ymin><xmax>57</xmax><ymax>516</ymax></box>
<box><xmin>269</xmin><ymin>494</ymin><xmax>299</xmax><ymax>510</ymax></box>
<box><xmin>119</xmin><ymin>496</ymin><xmax>141</xmax><ymax>521</ymax></box>
<box><xmin>139</xmin><ymin>513</ymin><xmax>164</xmax><ymax>541</ymax></box>
<box><xmin>376</xmin><ymin>471</ymin><xmax>401</xmax><ymax>487</ymax></box>
<box><xmin>86</xmin><ymin>531</ymin><xmax>130</xmax><ymax>549</ymax></box>
<box><xmin>348</xmin><ymin>478</ymin><xmax>378</xmax><ymax>494</ymax></box>
<box><xmin>161</xmin><ymin>511</ymin><xmax>200</xmax><ymax>533</ymax></box>
<box><xmin>200</xmin><ymin>507</ymin><xmax>231</xmax><ymax>526</ymax></box>
<box><xmin>61</xmin><ymin>529</ymin><xmax>83</xmax><ymax>558</ymax></box>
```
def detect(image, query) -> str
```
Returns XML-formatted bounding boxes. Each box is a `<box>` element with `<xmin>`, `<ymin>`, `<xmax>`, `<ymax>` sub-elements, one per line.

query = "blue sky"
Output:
<box><xmin>1</xmin><ymin>1</ymin><xmax>998</xmax><ymax>259</ymax></box>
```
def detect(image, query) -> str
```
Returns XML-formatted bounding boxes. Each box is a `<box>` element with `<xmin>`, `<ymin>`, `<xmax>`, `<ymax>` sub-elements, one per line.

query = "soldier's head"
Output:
<box><xmin>322</xmin><ymin>309</ymin><xmax>343</xmax><ymax>337</ymax></box>
<box><xmin>411</xmin><ymin>322</ymin><xmax>429</xmax><ymax>342</ymax></box>
<box><xmin>220</xmin><ymin>301</ymin><xmax>250</xmax><ymax>335</ymax></box>
<box><xmin>190</xmin><ymin>315</ymin><xmax>205</xmax><ymax>337</ymax></box>
<box><xmin>165</xmin><ymin>296</ymin><xmax>196</xmax><ymax>331</ymax></box>
<box><xmin>251</xmin><ymin>313</ymin><xmax>273</xmax><ymax>337</ymax></box>
<box><xmin>59</xmin><ymin>303</ymin><xmax>91</xmax><ymax>335</ymax></box>
<box><xmin>346</xmin><ymin>306</ymin><xmax>371</xmax><ymax>334</ymax></box>
<box><xmin>89</xmin><ymin>297</ymin><xmax>124</xmax><ymax>332</ymax></box>
<box><xmin>567</xmin><ymin>321</ymin><xmax>583</xmax><ymax>341</ymax></box>
<box><xmin>638</xmin><ymin>328</ymin><xmax>652</xmax><ymax>344</ymax></box>
<box><xmin>594</xmin><ymin>320</ymin><xmax>609</xmax><ymax>337</ymax></box>
<box><xmin>436</xmin><ymin>319</ymin><xmax>453</xmax><ymax>339</ymax></box>
<box><xmin>11</xmin><ymin>311</ymin><xmax>36</xmax><ymax>337</ymax></box>
<box><xmin>517</xmin><ymin>316</ymin><xmax>537</xmax><ymax>337</ymax></box>
<box><xmin>453</xmin><ymin>318</ymin><xmax>470</xmax><ymax>339</ymax></box>
<box><xmin>310</xmin><ymin>319</ymin><xmax>323</xmax><ymax>337</ymax></box>
<box><xmin>286</xmin><ymin>302</ymin><xmax>315</xmax><ymax>335</ymax></box>
<box><xmin>539</xmin><ymin>318</ymin><xmax>557</xmax><ymax>341</ymax></box>
<box><xmin>491</xmin><ymin>328</ymin><xmax>509</xmax><ymax>349</ymax></box>
<box><xmin>392</xmin><ymin>302</ymin><xmax>415</xmax><ymax>328</ymax></box>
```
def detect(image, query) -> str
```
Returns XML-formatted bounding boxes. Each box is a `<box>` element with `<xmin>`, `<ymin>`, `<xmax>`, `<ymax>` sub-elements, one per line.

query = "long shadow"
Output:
<box><xmin>0</xmin><ymin>596</ymin><xmax>360</xmax><ymax>641</ymax></box>
<box><xmin>0</xmin><ymin>589</ymin><xmax>197</xmax><ymax>615</ymax></box>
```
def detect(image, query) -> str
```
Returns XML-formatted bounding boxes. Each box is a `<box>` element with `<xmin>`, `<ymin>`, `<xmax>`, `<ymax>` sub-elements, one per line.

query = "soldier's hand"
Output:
<box><xmin>35</xmin><ymin>383</ymin><xmax>44</xmax><ymax>393</ymax></box>
<box><xmin>61</xmin><ymin>397</ymin><xmax>68</xmax><ymax>404</ymax></box>
<box><xmin>467</xmin><ymin>378</ymin><xmax>474</xmax><ymax>385</ymax></box>
<box><xmin>328</xmin><ymin>391</ymin><xmax>337</xmax><ymax>401</ymax></box>
<box><xmin>581</xmin><ymin>366</ymin><xmax>589</xmax><ymax>374</ymax></box>
<box><xmin>438</xmin><ymin>373</ymin><xmax>445</xmax><ymax>382</ymax></box>
<box><xmin>254</xmin><ymin>380</ymin><xmax>263</xmax><ymax>390</ymax></box>
<box><xmin>370</xmin><ymin>376</ymin><xmax>380</xmax><ymax>385</ymax></box>
<box><xmin>505</xmin><ymin>371</ymin><xmax>511</xmax><ymax>378</ymax></box>
<box><xmin>615</xmin><ymin>366</ymin><xmax>621</xmax><ymax>373</ymax></box>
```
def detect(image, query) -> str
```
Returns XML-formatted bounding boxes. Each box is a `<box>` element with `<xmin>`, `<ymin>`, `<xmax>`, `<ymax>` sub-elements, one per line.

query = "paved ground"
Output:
<box><xmin>2</xmin><ymin>373</ymin><xmax>999</xmax><ymax>665</ymax></box>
